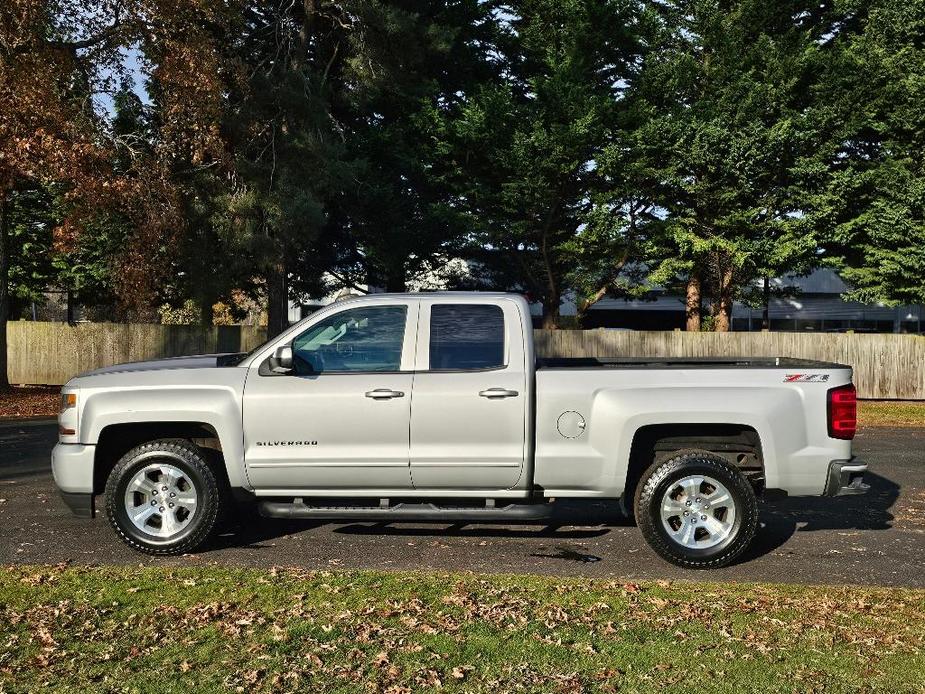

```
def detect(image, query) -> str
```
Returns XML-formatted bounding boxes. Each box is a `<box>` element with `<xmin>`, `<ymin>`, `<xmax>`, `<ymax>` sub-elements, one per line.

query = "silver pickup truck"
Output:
<box><xmin>52</xmin><ymin>292</ymin><xmax>867</xmax><ymax>568</ymax></box>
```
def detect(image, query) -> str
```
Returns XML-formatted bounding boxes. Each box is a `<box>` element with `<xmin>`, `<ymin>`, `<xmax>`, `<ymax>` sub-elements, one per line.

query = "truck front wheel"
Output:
<box><xmin>104</xmin><ymin>439</ymin><xmax>223</xmax><ymax>555</ymax></box>
<box><xmin>634</xmin><ymin>451</ymin><xmax>758</xmax><ymax>568</ymax></box>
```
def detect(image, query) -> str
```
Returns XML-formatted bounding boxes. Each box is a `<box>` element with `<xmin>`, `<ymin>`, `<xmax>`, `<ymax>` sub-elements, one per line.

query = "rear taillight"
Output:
<box><xmin>827</xmin><ymin>383</ymin><xmax>857</xmax><ymax>440</ymax></box>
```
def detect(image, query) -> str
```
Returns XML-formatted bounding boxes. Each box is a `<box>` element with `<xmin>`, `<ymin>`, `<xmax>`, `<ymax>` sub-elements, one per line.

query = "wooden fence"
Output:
<box><xmin>535</xmin><ymin>330</ymin><xmax>925</xmax><ymax>400</ymax></box>
<box><xmin>7</xmin><ymin>321</ymin><xmax>925</xmax><ymax>399</ymax></box>
<box><xmin>7</xmin><ymin>322</ymin><xmax>267</xmax><ymax>387</ymax></box>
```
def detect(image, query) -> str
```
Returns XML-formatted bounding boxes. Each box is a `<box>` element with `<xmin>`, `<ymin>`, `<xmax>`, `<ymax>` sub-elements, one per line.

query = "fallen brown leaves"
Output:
<box><xmin>0</xmin><ymin>566</ymin><xmax>923</xmax><ymax>693</ymax></box>
<box><xmin>0</xmin><ymin>386</ymin><xmax>59</xmax><ymax>419</ymax></box>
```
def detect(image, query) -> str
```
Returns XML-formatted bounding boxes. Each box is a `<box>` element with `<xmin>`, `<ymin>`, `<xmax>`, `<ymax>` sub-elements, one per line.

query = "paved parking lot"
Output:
<box><xmin>1</xmin><ymin>420</ymin><xmax>923</xmax><ymax>586</ymax></box>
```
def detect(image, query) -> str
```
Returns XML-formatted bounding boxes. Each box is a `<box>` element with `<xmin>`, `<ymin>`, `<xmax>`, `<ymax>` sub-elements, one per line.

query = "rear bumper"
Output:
<box><xmin>824</xmin><ymin>459</ymin><xmax>869</xmax><ymax>497</ymax></box>
<box><xmin>52</xmin><ymin>443</ymin><xmax>96</xmax><ymax>517</ymax></box>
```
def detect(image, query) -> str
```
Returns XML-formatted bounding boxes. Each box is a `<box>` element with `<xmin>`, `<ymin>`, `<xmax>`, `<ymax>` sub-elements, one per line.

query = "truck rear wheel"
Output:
<box><xmin>634</xmin><ymin>450</ymin><xmax>758</xmax><ymax>568</ymax></box>
<box><xmin>104</xmin><ymin>439</ymin><xmax>223</xmax><ymax>555</ymax></box>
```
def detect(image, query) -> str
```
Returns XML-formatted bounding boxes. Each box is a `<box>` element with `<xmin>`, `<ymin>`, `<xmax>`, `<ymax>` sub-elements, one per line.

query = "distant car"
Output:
<box><xmin>53</xmin><ymin>292</ymin><xmax>866</xmax><ymax>567</ymax></box>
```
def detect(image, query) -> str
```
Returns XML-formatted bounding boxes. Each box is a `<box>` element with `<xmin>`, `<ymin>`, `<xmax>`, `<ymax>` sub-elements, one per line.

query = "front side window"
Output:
<box><xmin>292</xmin><ymin>305</ymin><xmax>407</xmax><ymax>374</ymax></box>
<box><xmin>429</xmin><ymin>304</ymin><xmax>505</xmax><ymax>370</ymax></box>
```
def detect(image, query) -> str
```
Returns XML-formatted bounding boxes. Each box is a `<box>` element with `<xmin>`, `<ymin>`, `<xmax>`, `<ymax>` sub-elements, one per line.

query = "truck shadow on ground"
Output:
<box><xmin>212</xmin><ymin>501</ymin><xmax>622</xmax><ymax>550</ymax></box>
<box><xmin>739</xmin><ymin>470</ymin><xmax>898</xmax><ymax>563</ymax></box>
<box><xmin>213</xmin><ymin>472</ymin><xmax>899</xmax><ymax>564</ymax></box>
<box><xmin>214</xmin><ymin>518</ymin><xmax>614</xmax><ymax>551</ymax></box>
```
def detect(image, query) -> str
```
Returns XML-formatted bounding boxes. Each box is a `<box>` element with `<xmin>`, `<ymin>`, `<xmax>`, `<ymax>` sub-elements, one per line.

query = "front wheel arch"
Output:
<box><xmin>93</xmin><ymin>422</ymin><xmax>224</xmax><ymax>495</ymax></box>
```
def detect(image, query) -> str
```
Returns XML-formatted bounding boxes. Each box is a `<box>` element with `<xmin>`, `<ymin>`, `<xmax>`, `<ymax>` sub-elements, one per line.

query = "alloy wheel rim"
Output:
<box><xmin>123</xmin><ymin>463</ymin><xmax>198</xmax><ymax>537</ymax></box>
<box><xmin>660</xmin><ymin>474</ymin><xmax>736</xmax><ymax>550</ymax></box>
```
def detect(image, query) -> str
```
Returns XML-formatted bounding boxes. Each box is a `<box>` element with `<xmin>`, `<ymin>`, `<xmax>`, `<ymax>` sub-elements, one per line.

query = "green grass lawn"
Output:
<box><xmin>1</xmin><ymin>566</ymin><xmax>923</xmax><ymax>693</ymax></box>
<box><xmin>859</xmin><ymin>400</ymin><xmax>925</xmax><ymax>427</ymax></box>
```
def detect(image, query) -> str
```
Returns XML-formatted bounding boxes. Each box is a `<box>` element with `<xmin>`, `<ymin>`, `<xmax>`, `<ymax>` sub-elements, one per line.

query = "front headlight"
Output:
<box><xmin>59</xmin><ymin>390</ymin><xmax>78</xmax><ymax>439</ymax></box>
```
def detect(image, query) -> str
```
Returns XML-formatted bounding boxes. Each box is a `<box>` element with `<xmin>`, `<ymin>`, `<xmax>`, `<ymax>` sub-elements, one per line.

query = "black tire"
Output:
<box><xmin>633</xmin><ymin>450</ymin><xmax>758</xmax><ymax>569</ymax></box>
<box><xmin>104</xmin><ymin>438</ymin><xmax>223</xmax><ymax>555</ymax></box>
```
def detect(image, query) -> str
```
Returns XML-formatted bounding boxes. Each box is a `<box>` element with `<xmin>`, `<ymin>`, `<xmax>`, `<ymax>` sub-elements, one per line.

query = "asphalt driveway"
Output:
<box><xmin>1</xmin><ymin>419</ymin><xmax>923</xmax><ymax>586</ymax></box>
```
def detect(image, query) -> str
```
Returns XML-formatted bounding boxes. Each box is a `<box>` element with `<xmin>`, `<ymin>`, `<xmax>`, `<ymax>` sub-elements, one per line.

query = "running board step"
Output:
<box><xmin>258</xmin><ymin>500</ymin><xmax>555</xmax><ymax>522</ymax></box>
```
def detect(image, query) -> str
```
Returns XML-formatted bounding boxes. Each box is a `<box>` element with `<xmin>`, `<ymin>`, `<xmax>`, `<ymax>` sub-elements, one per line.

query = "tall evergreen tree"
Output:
<box><xmin>335</xmin><ymin>0</ymin><xmax>501</xmax><ymax>293</ymax></box>
<box><xmin>618</xmin><ymin>0</ymin><xmax>839</xmax><ymax>330</ymax></box>
<box><xmin>193</xmin><ymin>1</ymin><xmax>356</xmax><ymax>336</ymax></box>
<box><xmin>455</xmin><ymin>0</ymin><xmax>647</xmax><ymax>328</ymax></box>
<box><xmin>816</xmin><ymin>0</ymin><xmax>925</xmax><ymax>305</ymax></box>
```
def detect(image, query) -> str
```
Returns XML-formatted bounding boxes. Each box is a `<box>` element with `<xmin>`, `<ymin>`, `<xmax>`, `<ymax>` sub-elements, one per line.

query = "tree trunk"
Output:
<box><xmin>685</xmin><ymin>273</ymin><xmax>701</xmax><ymax>332</ymax></box>
<box><xmin>385</xmin><ymin>267</ymin><xmax>406</xmax><ymax>293</ymax></box>
<box><xmin>575</xmin><ymin>286</ymin><xmax>608</xmax><ymax>327</ymax></box>
<box><xmin>761</xmin><ymin>276</ymin><xmax>770</xmax><ymax>330</ymax></box>
<box><xmin>575</xmin><ymin>254</ymin><xmax>628</xmax><ymax>327</ymax></box>
<box><xmin>540</xmin><ymin>248</ymin><xmax>561</xmax><ymax>329</ymax></box>
<box><xmin>0</xmin><ymin>190</ymin><xmax>10</xmax><ymax>391</ymax></box>
<box><xmin>541</xmin><ymin>291</ymin><xmax>560</xmax><ymax>330</ymax></box>
<box><xmin>714</xmin><ymin>264</ymin><xmax>734</xmax><ymax>333</ymax></box>
<box><xmin>200</xmin><ymin>297</ymin><xmax>214</xmax><ymax>327</ymax></box>
<box><xmin>266</xmin><ymin>260</ymin><xmax>288</xmax><ymax>338</ymax></box>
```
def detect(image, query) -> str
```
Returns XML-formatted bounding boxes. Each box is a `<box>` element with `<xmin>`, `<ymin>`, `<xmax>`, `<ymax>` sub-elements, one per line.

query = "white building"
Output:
<box><xmin>574</xmin><ymin>269</ymin><xmax>923</xmax><ymax>333</ymax></box>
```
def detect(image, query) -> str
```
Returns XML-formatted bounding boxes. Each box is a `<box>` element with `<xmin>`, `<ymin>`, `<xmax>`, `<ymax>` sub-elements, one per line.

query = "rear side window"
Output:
<box><xmin>429</xmin><ymin>304</ymin><xmax>505</xmax><ymax>370</ymax></box>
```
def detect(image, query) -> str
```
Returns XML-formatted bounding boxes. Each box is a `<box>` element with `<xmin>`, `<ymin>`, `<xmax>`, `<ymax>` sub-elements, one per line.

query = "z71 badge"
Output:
<box><xmin>783</xmin><ymin>373</ymin><xmax>830</xmax><ymax>383</ymax></box>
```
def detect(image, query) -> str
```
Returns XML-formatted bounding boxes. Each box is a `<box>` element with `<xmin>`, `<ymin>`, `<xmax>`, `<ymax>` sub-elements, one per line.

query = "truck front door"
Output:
<box><xmin>243</xmin><ymin>301</ymin><xmax>417</xmax><ymax>492</ymax></box>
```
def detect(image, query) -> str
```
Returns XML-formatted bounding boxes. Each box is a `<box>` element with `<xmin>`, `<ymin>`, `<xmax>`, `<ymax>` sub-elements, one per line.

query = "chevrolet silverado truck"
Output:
<box><xmin>52</xmin><ymin>292</ymin><xmax>867</xmax><ymax>567</ymax></box>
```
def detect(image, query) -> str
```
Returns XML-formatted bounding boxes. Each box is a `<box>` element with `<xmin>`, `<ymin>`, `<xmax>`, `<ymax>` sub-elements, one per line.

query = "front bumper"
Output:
<box><xmin>59</xmin><ymin>491</ymin><xmax>95</xmax><ymax>518</ymax></box>
<box><xmin>824</xmin><ymin>459</ymin><xmax>869</xmax><ymax>497</ymax></box>
<box><xmin>51</xmin><ymin>443</ymin><xmax>96</xmax><ymax>517</ymax></box>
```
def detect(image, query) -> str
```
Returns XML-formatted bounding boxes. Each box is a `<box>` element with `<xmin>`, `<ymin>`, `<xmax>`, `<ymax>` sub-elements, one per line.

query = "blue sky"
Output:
<box><xmin>95</xmin><ymin>46</ymin><xmax>150</xmax><ymax>117</ymax></box>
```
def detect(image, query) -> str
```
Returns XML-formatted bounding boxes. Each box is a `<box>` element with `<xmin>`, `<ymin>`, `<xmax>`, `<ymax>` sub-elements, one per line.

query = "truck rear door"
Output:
<box><xmin>409</xmin><ymin>299</ymin><xmax>528</xmax><ymax>491</ymax></box>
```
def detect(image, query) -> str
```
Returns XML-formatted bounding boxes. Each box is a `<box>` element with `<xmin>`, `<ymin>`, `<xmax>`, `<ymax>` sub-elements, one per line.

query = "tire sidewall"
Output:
<box><xmin>636</xmin><ymin>453</ymin><xmax>757</xmax><ymax>568</ymax></box>
<box><xmin>107</xmin><ymin>444</ymin><xmax>218</xmax><ymax>551</ymax></box>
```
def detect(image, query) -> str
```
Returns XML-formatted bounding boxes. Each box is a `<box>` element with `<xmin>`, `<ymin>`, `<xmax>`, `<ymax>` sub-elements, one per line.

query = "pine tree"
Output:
<box><xmin>619</xmin><ymin>0</ymin><xmax>838</xmax><ymax>330</ymax></box>
<box><xmin>454</xmin><ymin>0</ymin><xmax>647</xmax><ymax>328</ymax></box>
<box><xmin>334</xmin><ymin>0</ymin><xmax>501</xmax><ymax>293</ymax></box>
<box><xmin>817</xmin><ymin>0</ymin><xmax>925</xmax><ymax>305</ymax></box>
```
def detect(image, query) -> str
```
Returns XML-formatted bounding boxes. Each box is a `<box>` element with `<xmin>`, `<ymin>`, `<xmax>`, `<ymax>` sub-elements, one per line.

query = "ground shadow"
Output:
<box><xmin>528</xmin><ymin>546</ymin><xmax>603</xmax><ymax>563</ymax></box>
<box><xmin>205</xmin><ymin>472</ymin><xmax>899</xmax><ymax>563</ymax></box>
<box><xmin>205</xmin><ymin>499</ymin><xmax>625</xmax><ymax>550</ymax></box>
<box><xmin>206</xmin><ymin>515</ymin><xmax>329</xmax><ymax>551</ymax></box>
<box><xmin>737</xmin><ymin>470</ymin><xmax>898</xmax><ymax>563</ymax></box>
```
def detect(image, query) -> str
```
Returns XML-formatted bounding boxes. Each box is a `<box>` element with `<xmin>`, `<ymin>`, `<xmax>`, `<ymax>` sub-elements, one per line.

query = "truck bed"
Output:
<box><xmin>536</xmin><ymin>356</ymin><xmax>849</xmax><ymax>370</ymax></box>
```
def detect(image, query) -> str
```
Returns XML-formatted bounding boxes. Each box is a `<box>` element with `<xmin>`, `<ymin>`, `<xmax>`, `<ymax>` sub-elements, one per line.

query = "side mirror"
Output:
<box><xmin>271</xmin><ymin>345</ymin><xmax>293</xmax><ymax>373</ymax></box>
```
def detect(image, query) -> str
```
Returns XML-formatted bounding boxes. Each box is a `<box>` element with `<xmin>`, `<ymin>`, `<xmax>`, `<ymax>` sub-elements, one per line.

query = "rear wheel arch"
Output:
<box><xmin>621</xmin><ymin>423</ymin><xmax>765</xmax><ymax>515</ymax></box>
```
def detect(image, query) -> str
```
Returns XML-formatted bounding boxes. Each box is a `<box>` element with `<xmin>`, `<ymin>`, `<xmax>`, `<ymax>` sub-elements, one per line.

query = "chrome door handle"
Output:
<box><xmin>479</xmin><ymin>388</ymin><xmax>519</xmax><ymax>399</ymax></box>
<box><xmin>365</xmin><ymin>388</ymin><xmax>405</xmax><ymax>399</ymax></box>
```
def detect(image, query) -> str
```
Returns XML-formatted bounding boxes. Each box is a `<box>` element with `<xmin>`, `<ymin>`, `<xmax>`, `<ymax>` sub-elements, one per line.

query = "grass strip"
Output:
<box><xmin>0</xmin><ymin>565</ymin><xmax>923</xmax><ymax>693</ymax></box>
<box><xmin>858</xmin><ymin>400</ymin><xmax>925</xmax><ymax>427</ymax></box>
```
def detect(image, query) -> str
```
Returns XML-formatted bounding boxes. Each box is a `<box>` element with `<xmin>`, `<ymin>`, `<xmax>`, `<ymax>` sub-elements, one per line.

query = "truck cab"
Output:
<box><xmin>243</xmin><ymin>293</ymin><xmax>534</xmax><ymax>495</ymax></box>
